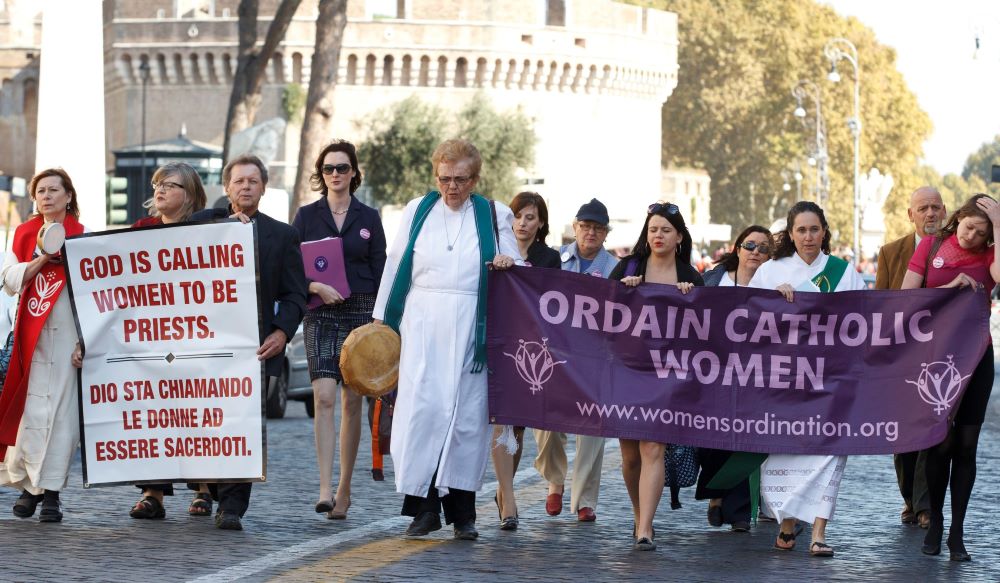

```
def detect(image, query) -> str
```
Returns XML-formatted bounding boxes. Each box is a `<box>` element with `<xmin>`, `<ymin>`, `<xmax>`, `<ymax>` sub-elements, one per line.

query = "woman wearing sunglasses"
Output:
<box><xmin>748</xmin><ymin>201</ymin><xmax>865</xmax><ymax>557</ymax></box>
<box><xmin>609</xmin><ymin>201</ymin><xmax>703</xmax><ymax>550</ymax></box>
<box><xmin>695</xmin><ymin>225</ymin><xmax>773</xmax><ymax>533</ymax></box>
<box><xmin>292</xmin><ymin>140</ymin><xmax>387</xmax><ymax>519</ymax></box>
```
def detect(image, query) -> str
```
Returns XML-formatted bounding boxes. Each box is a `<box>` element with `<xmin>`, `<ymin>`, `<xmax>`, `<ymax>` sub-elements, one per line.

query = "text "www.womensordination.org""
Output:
<box><xmin>575</xmin><ymin>402</ymin><xmax>899</xmax><ymax>442</ymax></box>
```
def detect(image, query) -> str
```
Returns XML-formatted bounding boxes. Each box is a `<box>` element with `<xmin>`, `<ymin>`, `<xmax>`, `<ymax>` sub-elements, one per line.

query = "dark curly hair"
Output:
<box><xmin>715</xmin><ymin>225</ymin><xmax>774</xmax><ymax>272</ymax></box>
<box><xmin>309</xmin><ymin>139</ymin><xmax>362</xmax><ymax>195</ymax></box>
<box><xmin>773</xmin><ymin>201</ymin><xmax>832</xmax><ymax>259</ymax></box>
<box><xmin>629</xmin><ymin>202</ymin><xmax>693</xmax><ymax>264</ymax></box>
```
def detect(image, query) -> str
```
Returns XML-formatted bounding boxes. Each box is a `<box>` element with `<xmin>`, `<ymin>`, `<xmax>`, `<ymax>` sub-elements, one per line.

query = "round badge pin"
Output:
<box><xmin>561</xmin><ymin>251</ymin><xmax>571</xmax><ymax>262</ymax></box>
<box><xmin>932</xmin><ymin>256</ymin><xmax>944</xmax><ymax>269</ymax></box>
<box><xmin>360</xmin><ymin>228</ymin><xmax>371</xmax><ymax>240</ymax></box>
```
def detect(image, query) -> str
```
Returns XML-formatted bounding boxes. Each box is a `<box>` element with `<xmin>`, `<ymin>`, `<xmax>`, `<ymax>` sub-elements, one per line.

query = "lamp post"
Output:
<box><xmin>824</xmin><ymin>37</ymin><xmax>861</xmax><ymax>262</ymax></box>
<box><xmin>791</xmin><ymin>80</ymin><xmax>828</xmax><ymax>204</ymax></box>
<box><xmin>139</xmin><ymin>58</ymin><xmax>151</xmax><ymax>224</ymax></box>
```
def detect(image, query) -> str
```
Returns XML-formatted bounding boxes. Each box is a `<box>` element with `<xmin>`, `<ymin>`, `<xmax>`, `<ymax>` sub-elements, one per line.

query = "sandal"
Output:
<box><xmin>315</xmin><ymin>499</ymin><xmax>334</xmax><ymax>514</ymax></box>
<box><xmin>328</xmin><ymin>498</ymin><xmax>350</xmax><ymax>520</ymax></box>
<box><xmin>12</xmin><ymin>491</ymin><xmax>44</xmax><ymax>519</ymax></box>
<box><xmin>130</xmin><ymin>495</ymin><xmax>165</xmax><ymax>519</ymax></box>
<box><xmin>775</xmin><ymin>530</ymin><xmax>798</xmax><ymax>550</ymax></box>
<box><xmin>809</xmin><ymin>541</ymin><xmax>835</xmax><ymax>557</ymax></box>
<box><xmin>189</xmin><ymin>493</ymin><xmax>212</xmax><ymax>517</ymax></box>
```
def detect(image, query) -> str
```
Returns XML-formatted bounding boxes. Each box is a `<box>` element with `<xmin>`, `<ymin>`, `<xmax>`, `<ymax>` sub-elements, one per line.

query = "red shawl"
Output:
<box><xmin>0</xmin><ymin>214</ymin><xmax>84</xmax><ymax>460</ymax></box>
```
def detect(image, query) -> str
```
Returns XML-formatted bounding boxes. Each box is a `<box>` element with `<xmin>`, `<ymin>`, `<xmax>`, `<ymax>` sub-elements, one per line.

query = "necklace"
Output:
<box><xmin>331</xmin><ymin>208</ymin><xmax>348</xmax><ymax>216</ymax></box>
<box><xmin>443</xmin><ymin>199</ymin><xmax>470</xmax><ymax>251</ymax></box>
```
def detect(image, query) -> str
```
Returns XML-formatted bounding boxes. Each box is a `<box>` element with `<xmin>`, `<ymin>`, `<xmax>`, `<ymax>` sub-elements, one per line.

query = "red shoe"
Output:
<box><xmin>545</xmin><ymin>493</ymin><xmax>563</xmax><ymax>516</ymax></box>
<box><xmin>577</xmin><ymin>507</ymin><xmax>596</xmax><ymax>522</ymax></box>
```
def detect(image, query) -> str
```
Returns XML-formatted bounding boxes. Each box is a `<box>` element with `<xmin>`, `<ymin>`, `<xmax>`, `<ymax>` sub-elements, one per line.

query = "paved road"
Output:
<box><xmin>3</xmin><ymin>381</ymin><xmax>1000</xmax><ymax>582</ymax></box>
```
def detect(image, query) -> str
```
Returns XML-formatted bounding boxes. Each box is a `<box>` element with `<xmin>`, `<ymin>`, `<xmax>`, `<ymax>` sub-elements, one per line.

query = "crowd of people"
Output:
<box><xmin>0</xmin><ymin>138</ymin><xmax>996</xmax><ymax>563</ymax></box>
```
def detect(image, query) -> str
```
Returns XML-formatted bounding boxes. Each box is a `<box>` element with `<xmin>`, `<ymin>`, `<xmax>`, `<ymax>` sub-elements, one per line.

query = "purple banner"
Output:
<box><xmin>486</xmin><ymin>267</ymin><xmax>990</xmax><ymax>455</ymax></box>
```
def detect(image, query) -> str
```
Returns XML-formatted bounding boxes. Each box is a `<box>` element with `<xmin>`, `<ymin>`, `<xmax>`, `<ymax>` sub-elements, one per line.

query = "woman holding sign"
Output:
<box><xmin>292</xmin><ymin>140</ymin><xmax>386</xmax><ymax>519</ymax></box>
<box><xmin>610</xmin><ymin>202</ymin><xmax>703</xmax><ymax>551</ymax></box>
<box><xmin>491</xmin><ymin>191</ymin><xmax>560</xmax><ymax>530</ymax></box>
<box><xmin>373</xmin><ymin>139</ymin><xmax>518</xmax><ymax>541</ymax></box>
<box><xmin>901</xmin><ymin>194</ymin><xmax>1000</xmax><ymax>561</ymax></box>
<box><xmin>697</xmin><ymin>225</ymin><xmax>773</xmax><ymax>533</ymax></box>
<box><xmin>0</xmin><ymin>168</ymin><xmax>85</xmax><ymax>522</ymax></box>
<box><xmin>748</xmin><ymin>201</ymin><xmax>865</xmax><ymax>557</ymax></box>
<box><xmin>122</xmin><ymin>162</ymin><xmax>209</xmax><ymax>520</ymax></box>
<box><xmin>133</xmin><ymin>162</ymin><xmax>208</xmax><ymax>227</ymax></box>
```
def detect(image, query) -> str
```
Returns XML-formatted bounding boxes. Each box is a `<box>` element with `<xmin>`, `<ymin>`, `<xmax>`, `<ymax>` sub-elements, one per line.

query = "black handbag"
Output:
<box><xmin>664</xmin><ymin>444</ymin><xmax>698</xmax><ymax>509</ymax></box>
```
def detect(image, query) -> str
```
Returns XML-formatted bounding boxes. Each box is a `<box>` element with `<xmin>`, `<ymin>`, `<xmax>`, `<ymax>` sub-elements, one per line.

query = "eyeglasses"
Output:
<box><xmin>739</xmin><ymin>241</ymin><xmax>771</xmax><ymax>255</ymax></box>
<box><xmin>648</xmin><ymin>202</ymin><xmax>680</xmax><ymax>215</ymax></box>
<box><xmin>576</xmin><ymin>222</ymin><xmax>608</xmax><ymax>234</ymax></box>
<box><xmin>152</xmin><ymin>181</ymin><xmax>183</xmax><ymax>191</ymax></box>
<box><xmin>437</xmin><ymin>175</ymin><xmax>472</xmax><ymax>186</ymax></box>
<box><xmin>322</xmin><ymin>163</ymin><xmax>352</xmax><ymax>175</ymax></box>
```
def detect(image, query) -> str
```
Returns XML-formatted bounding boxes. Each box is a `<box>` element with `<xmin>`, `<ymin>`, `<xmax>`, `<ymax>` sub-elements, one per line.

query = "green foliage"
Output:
<box><xmin>631</xmin><ymin>0</ymin><xmax>932</xmax><ymax>246</ymax></box>
<box><xmin>357</xmin><ymin>94</ymin><xmax>536</xmax><ymax>206</ymax></box>
<box><xmin>281</xmin><ymin>83</ymin><xmax>307</xmax><ymax>124</ymax></box>
<box><xmin>456</xmin><ymin>94</ymin><xmax>537</xmax><ymax>204</ymax></box>
<box><xmin>962</xmin><ymin>135</ymin><xmax>1000</xmax><ymax>186</ymax></box>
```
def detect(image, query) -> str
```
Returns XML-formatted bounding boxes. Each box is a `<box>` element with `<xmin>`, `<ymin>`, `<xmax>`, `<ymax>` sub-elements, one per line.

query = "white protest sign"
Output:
<box><xmin>64</xmin><ymin>222</ymin><xmax>264</xmax><ymax>487</ymax></box>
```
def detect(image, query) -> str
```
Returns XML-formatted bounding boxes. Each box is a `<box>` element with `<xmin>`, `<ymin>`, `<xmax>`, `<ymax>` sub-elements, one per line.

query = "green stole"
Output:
<box><xmin>382</xmin><ymin>191</ymin><xmax>496</xmax><ymax>373</ymax></box>
<box><xmin>707</xmin><ymin>253</ymin><xmax>849</xmax><ymax>520</ymax></box>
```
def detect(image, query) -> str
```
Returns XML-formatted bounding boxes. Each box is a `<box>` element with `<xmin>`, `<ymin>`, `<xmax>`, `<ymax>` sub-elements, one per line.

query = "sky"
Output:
<box><xmin>822</xmin><ymin>0</ymin><xmax>1000</xmax><ymax>179</ymax></box>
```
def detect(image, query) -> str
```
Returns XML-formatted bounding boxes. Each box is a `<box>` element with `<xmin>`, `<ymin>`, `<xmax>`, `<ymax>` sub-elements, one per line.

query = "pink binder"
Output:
<box><xmin>301</xmin><ymin>237</ymin><xmax>351</xmax><ymax>309</ymax></box>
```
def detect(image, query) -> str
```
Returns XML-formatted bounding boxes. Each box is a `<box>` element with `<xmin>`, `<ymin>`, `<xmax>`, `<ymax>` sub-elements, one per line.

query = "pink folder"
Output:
<box><xmin>301</xmin><ymin>237</ymin><xmax>351</xmax><ymax>309</ymax></box>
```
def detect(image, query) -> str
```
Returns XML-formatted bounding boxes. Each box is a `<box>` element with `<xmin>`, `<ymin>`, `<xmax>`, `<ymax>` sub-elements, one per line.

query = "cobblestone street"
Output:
<box><xmin>3</xmin><ymin>377</ymin><xmax>1000</xmax><ymax>582</ymax></box>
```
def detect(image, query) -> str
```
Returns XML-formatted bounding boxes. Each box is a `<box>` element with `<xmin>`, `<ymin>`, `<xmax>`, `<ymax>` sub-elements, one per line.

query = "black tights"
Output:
<box><xmin>924</xmin><ymin>423</ymin><xmax>982</xmax><ymax>546</ymax></box>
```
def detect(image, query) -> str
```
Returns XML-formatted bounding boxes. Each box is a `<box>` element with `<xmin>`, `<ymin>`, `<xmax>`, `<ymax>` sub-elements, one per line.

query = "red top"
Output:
<box><xmin>132</xmin><ymin>216</ymin><xmax>162</xmax><ymax>228</ymax></box>
<box><xmin>908</xmin><ymin>233</ymin><xmax>994</xmax><ymax>289</ymax></box>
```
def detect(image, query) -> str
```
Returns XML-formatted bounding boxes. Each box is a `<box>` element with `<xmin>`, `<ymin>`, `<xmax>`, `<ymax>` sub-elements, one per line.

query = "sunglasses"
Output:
<box><xmin>322</xmin><ymin>163</ymin><xmax>353</xmax><ymax>175</ymax></box>
<box><xmin>648</xmin><ymin>202</ymin><xmax>680</xmax><ymax>215</ymax></box>
<box><xmin>739</xmin><ymin>241</ymin><xmax>771</xmax><ymax>255</ymax></box>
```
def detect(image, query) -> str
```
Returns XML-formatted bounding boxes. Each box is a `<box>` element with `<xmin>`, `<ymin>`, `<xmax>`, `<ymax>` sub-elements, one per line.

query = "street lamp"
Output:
<box><xmin>824</xmin><ymin>37</ymin><xmax>861</xmax><ymax>262</ymax></box>
<box><xmin>791</xmin><ymin>80</ymin><xmax>829</xmax><ymax>204</ymax></box>
<box><xmin>139</xmin><ymin>58</ymin><xmax>151</xmax><ymax>224</ymax></box>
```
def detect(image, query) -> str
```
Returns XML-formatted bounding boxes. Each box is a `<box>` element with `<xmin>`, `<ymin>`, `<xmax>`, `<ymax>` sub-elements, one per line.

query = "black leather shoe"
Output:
<box><xmin>707</xmin><ymin>504</ymin><xmax>723</xmax><ymax>527</ymax></box>
<box><xmin>453</xmin><ymin>520</ymin><xmax>479</xmax><ymax>540</ymax></box>
<box><xmin>948</xmin><ymin>538</ymin><xmax>971</xmax><ymax>562</ymax></box>
<box><xmin>731</xmin><ymin>520</ymin><xmax>751</xmax><ymax>532</ymax></box>
<box><xmin>38</xmin><ymin>491</ymin><xmax>62</xmax><ymax>523</ymax></box>
<box><xmin>215</xmin><ymin>511</ymin><xmax>243</xmax><ymax>530</ymax></box>
<box><xmin>405</xmin><ymin>512</ymin><xmax>442</xmax><ymax>536</ymax></box>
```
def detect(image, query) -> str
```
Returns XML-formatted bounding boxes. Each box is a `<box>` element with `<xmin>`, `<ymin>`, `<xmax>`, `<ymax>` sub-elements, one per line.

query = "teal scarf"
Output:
<box><xmin>383</xmin><ymin>191</ymin><xmax>496</xmax><ymax>373</ymax></box>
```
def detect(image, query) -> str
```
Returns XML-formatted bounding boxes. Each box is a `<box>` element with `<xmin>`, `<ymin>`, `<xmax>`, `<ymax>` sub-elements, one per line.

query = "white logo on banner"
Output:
<box><xmin>504</xmin><ymin>338</ymin><xmax>565</xmax><ymax>394</ymax></box>
<box><xmin>905</xmin><ymin>355</ymin><xmax>972</xmax><ymax>414</ymax></box>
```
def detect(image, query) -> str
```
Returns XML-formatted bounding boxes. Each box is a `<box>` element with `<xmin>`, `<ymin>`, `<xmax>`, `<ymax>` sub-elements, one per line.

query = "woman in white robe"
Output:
<box><xmin>748</xmin><ymin>201</ymin><xmax>865</xmax><ymax>557</ymax></box>
<box><xmin>0</xmin><ymin>169</ymin><xmax>85</xmax><ymax>523</ymax></box>
<box><xmin>372</xmin><ymin>139</ymin><xmax>519</xmax><ymax>540</ymax></box>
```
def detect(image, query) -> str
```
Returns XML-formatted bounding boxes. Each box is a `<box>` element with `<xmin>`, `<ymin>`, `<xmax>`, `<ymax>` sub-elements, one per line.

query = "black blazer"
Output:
<box><xmin>525</xmin><ymin>240</ymin><xmax>561</xmax><ymax>269</ymax></box>
<box><xmin>190</xmin><ymin>208</ymin><xmax>308</xmax><ymax>377</ymax></box>
<box><xmin>291</xmin><ymin>195</ymin><xmax>387</xmax><ymax>295</ymax></box>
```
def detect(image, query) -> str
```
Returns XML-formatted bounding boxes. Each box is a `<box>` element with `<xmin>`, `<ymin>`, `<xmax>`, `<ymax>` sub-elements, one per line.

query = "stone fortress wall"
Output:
<box><xmin>6</xmin><ymin>0</ymin><xmax>680</xmax><ymax>240</ymax></box>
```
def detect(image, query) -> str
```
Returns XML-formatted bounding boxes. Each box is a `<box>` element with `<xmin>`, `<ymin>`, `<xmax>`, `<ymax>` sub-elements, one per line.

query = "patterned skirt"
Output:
<box><xmin>303</xmin><ymin>293</ymin><xmax>376</xmax><ymax>382</ymax></box>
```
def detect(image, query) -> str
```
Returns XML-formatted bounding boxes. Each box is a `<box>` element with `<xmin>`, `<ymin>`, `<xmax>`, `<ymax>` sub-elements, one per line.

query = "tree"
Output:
<box><xmin>357</xmin><ymin>97</ymin><xmax>446</xmax><ymax>205</ymax></box>
<box><xmin>290</xmin><ymin>0</ymin><xmax>349</xmax><ymax>210</ymax></box>
<box><xmin>222</xmin><ymin>0</ymin><xmax>303</xmax><ymax>162</ymax></box>
<box><xmin>962</xmin><ymin>135</ymin><xmax>1000</xmax><ymax>186</ymax></box>
<box><xmin>631</xmin><ymin>0</ymin><xmax>932</xmax><ymax>246</ymax></box>
<box><xmin>358</xmin><ymin>94</ymin><xmax>537</xmax><ymax>207</ymax></box>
